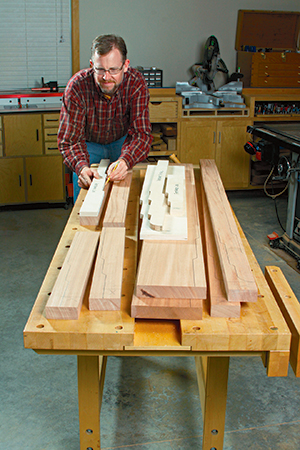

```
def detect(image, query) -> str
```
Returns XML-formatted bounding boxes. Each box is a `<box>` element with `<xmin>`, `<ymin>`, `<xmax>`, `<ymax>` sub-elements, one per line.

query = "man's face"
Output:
<box><xmin>90</xmin><ymin>48</ymin><xmax>129</xmax><ymax>95</ymax></box>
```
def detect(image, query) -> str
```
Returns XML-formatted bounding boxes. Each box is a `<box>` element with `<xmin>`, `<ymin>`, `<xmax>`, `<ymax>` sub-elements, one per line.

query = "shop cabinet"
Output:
<box><xmin>3</xmin><ymin>113</ymin><xmax>43</xmax><ymax>156</ymax></box>
<box><xmin>0</xmin><ymin>158</ymin><xmax>26</xmax><ymax>204</ymax></box>
<box><xmin>180</xmin><ymin>118</ymin><xmax>251</xmax><ymax>189</ymax></box>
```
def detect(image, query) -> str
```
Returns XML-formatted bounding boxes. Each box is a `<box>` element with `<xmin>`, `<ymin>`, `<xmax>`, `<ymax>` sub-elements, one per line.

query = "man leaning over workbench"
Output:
<box><xmin>58</xmin><ymin>34</ymin><xmax>153</xmax><ymax>203</ymax></box>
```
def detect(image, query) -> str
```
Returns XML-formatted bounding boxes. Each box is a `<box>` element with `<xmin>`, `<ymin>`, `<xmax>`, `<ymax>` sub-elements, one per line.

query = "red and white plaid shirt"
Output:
<box><xmin>58</xmin><ymin>67</ymin><xmax>152</xmax><ymax>175</ymax></box>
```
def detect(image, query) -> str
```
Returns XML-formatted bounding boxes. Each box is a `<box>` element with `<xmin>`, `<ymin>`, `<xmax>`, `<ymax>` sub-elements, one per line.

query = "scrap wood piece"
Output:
<box><xmin>135</xmin><ymin>164</ymin><xmax>207</xmax><ymax>299</ymax></box>
<box><xmin>89</xmin><ymin>227</ymin><xmax>125</xmax><ymax>311</ymax></box>
<box><xmin>265</xmin><ymin>266</ymin><xmax>300</xmax><ymax>377</ymax></box>
<box><xmin>131</xmin><ymin>292</ymin><xmax>202</xmax><ymax>320</ymax></box>
<box><xmin>79</xmin><ymin>159</ymin><xmax>110</xmax><ymax>226</ymax></box>
<box><xmin>200</xmin><ymin>159</ymin><xmax>257</xmax><ymax>303</ymax></box>
<box><xmin>201</xmin><ymin>184</ymin><xmax>240</xmax><ymax>317</ymax></box>
<box><xmin>102</xmin><ymin>171</ymin><xmax>133</xmax><ymax>227</ymax></box>
<box><xmin>45</xmin><ymin>231</ymin><xmax>100</xmax><ymax>320</ymax></box>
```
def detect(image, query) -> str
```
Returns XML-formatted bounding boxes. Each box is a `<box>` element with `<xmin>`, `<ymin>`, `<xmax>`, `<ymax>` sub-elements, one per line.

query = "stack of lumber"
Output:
<box><xmin>131</xmin><ymin>162</ymin><xmax>207</xmax><ymax>320</ymax></box>
<box><xmin>151</xmin><ymin>124</ymin><xmax>177</xmax><ymax>152</ymax></box>
<box><xmin>200</xmin><ymin>159</ymin><xmax>258</xmax><ymax>317</ymax></box>
<box><xmin>45</xmin><ymin>169</ymin><xmax>132</xmax><ymax>319</ymax></box>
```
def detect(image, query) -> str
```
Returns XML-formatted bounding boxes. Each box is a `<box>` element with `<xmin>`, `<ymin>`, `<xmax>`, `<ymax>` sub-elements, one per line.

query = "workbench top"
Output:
<box><xmin>23</xmin><ymin>167</ymin><xmax>291</xmax><ymax>375</ymax></box>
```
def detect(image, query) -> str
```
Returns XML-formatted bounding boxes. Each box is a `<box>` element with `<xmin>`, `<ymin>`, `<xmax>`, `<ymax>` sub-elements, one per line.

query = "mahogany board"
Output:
<box><xmin>102</xmin><ymin>171</ymin><xmax>133</xmax><ymax>227</ymax></box>
<box><xmin>131</xmin><ymin>293</ymin><xmax>202</xmax><ymax>320</ymax></box>
<box><xmin>135</xmin><ymin>164</ymin><xmax>207</xmax><ymax>299</ymax></box>
<box><xmin>45</xmin><ymin>231</ymin><xmax>100</xmax><ymax>319</ymax></box>
<box><xmin>89</xmin><ymin>227</ymin><xmax>126</xmax><ymax>311</ymax></box>
<box><xmin>201</xmin><ymin>183</ymin><xmax>241</xmax><ymax>318</ymax></box>
<box><xmin>200</xmin><ymin>159</ymin><xmax>257</xmax><ymax>303</ymax></box>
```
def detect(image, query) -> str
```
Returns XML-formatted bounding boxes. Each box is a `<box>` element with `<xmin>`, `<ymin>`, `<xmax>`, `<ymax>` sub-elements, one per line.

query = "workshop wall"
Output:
<box><xmin>79</xmin><ymin>0</ymin><xmax>300</xmax><ymax>87</ymax></box>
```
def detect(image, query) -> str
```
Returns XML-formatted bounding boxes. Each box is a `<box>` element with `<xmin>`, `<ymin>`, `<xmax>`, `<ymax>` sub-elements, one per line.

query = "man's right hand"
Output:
<box><xmin>78</xmin><ymin>166</ymin><xmax>100</xmax><ymax>189</ymax></box>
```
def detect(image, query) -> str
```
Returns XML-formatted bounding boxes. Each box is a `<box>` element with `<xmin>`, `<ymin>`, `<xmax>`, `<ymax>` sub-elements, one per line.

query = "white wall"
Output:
<box><xmin>79</xmin><ymin>0</ymin><xmax>300</xmax><ymax>87</ymax></box>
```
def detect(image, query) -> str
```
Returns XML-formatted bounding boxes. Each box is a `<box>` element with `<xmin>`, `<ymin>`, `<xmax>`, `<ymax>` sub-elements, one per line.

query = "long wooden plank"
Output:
<box><xmin>131</xmin><ymin>293</ymin><xmax>202</xmax><ymax>320</ymax></box>
<box><xmin>102</xmin><ymin>171</ymin><xmax>133</xmax><ymax>227</ymax></box>
<box><xmin>89</xmin><ymin>227</ymin><xmax>126</xmax><ymax>311</ymax></box>
<box><xmin>200</xmin><ymin>159</ymin><xmax>257</xmax><ymax>302</ymax></box>
<box><xmin>201</xmin><ymin>183</ymin><xmax>241</xmax><ymax>317</ymax></box>
<box><xmin>135</xmin><ymin>164</ymin><xmax>207</xmax><ymax>299</ymax></box>
<box><xmin>45</xmin><ymin>231</ymin><xmax>100</xmax><ymax>319</ymax></box>
<box><xmin>265</xmin><ymin>266</ymin><xmax>300</xmax><ymax>377</ymax></box>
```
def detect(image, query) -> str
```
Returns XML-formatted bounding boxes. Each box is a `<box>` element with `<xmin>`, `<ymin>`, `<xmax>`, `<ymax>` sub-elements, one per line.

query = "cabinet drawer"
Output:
<box><xmin>149</xmin><ymin>101</ymin><xmax>178</xmax><ymax>120</ymax></box>
<box><xmin>45</xmin><ymin>142</ymin><xmax>60</xmax><ymax>154</ymax></box>
<box><xmin>44</xmin><ymin>127</ymin><xmax>59</xmax><ymax>142</ymax></box>
<box><xmin>43</xmin><ymin>113</ymin><xmax>60</xmax><ymax>127</ymax></box>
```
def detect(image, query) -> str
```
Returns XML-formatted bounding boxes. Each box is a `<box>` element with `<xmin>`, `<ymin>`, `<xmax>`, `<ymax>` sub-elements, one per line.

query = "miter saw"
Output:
<box><xmin>176</xmin><ymin>35</ymin><xmax>245</xmax><ymax>109</ymax></box>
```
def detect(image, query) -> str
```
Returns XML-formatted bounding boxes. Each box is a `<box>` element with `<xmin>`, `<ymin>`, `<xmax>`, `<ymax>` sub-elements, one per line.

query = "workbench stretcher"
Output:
<box><xmin>23</xmin><ymin>167</ymin><xmax>300</xmax><ymax>450</ymax></box>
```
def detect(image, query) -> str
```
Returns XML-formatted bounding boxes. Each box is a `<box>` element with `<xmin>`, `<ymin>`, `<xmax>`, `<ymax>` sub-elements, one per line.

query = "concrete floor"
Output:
<box><xmin>0</xmin><ymin>189</ymin><xmax>300</xmax><ymax>450</ymax></box>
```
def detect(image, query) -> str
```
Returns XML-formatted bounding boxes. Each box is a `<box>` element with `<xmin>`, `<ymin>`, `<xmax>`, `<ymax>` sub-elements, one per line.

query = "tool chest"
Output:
<box><xmin>235</xmin><ymin>10</ymin><xmax>300</xmax><ymax>87</ymax></box>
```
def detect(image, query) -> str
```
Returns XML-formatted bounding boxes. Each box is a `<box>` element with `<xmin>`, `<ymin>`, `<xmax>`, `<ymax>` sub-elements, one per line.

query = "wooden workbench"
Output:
<box><xmin>23</xmin><ymin>167</ymin><xmax>297</xmax><ymax>450</ymax></box>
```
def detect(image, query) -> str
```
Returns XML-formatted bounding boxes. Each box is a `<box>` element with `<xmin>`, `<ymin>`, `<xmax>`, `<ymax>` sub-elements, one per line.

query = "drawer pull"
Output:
<box><xmin>30</xmin><ymin>174</ymin><xmax>32</xmax><ymax>186</ymax></box>
<box><xmin>19</xmin><ymin>175</ymin><xmax>22</xmax><ymax>187</ymax></box>
<box><xmin>213</xmin><ymin>132</ymin><xmax>216</xmax><ymax>144</ymax></box>
<box><xmin>47</xmin><ymin>133</ymin><xmax>58</xmax><ymax>137</ymax></box>
<box><xmin>36</xmin><ymin>129</ymin><xmax>39</xmax><ymax>141</ymax></box>
<box><xmin>151</xmin><ymin>102</ymin><xmax>162</xmax><ymax>106</ymax></box>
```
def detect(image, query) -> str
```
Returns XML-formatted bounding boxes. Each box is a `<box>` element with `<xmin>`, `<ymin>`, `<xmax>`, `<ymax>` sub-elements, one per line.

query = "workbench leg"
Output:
<box><xmin>195</xmin><ymin>356</ymin><xmax>230</xmax><ymax>450</ymax></box>
<box><xmin>77</xmin><ymin>355</ymin><xmax>107</xmax><ymax>450</ymax></box>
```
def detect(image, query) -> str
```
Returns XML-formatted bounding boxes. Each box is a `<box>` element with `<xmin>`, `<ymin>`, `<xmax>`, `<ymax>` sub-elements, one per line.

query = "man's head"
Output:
<box><xmin>90</xmin><ymin>34</ymin><xmax>130</xmax><ymax>95</ymax></box>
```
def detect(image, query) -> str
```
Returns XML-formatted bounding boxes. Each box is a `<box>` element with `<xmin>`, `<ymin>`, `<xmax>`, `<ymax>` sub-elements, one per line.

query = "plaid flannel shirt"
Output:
<box><xmin>58</xmin><ymin>67</ymin><xmax>152</xmax><ymax>175</ymax></box>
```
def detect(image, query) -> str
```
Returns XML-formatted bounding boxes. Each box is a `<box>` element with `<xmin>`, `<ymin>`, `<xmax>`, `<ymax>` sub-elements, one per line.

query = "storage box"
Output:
<box><xmin>235</xmin><ymin>10</ymin><xmax>300</xmax><ymax>87</ymax></box>
<box><xmin>136</xmin><ymin>67</ymin><xmax>163</xmax><ymax>87</ymax></box>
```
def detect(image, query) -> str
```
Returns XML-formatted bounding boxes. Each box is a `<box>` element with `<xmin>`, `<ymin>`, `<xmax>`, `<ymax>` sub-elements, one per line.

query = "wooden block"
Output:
<box><xmin>102</xmin><ymin>171</ymin><xmax>133</xmax><ymax>227</ymax></box>
<box><xmin>200</xmin><ymin>159</ymin><xmax>257</xmax><ymax>303</ymax></box>
<box><xmin>201</xmin><ymin>184</ymin><xmax>240</xmax><ymax>318</ymax></box>
<box><xmin>265</xmin><ymin>266</ymin><xmax>300</xmax><ymax>377</ymax></box>
<box><xmin>89</xmin><ymin>227</ymin><xmax>125</xmax><ymax>311</ymax></box>
<box><xmin>136</xmin><ymin>164</ymin><xmax>207</xmax><ymax>299</ymax></box>
<box><xmin>79</xmin><ymin>159</ymin><xmax>110</xmax><ymax>226</ymax></box>
<box><xmin>45</xmin><ymin>231</ymin><xmax>100</xmax><ymax>319</ymax></box>
<box><xmin>131</xmin><ymin>293</ymin><xmax>202</xmax><ymax>320</ymax></box>
<box><xmin>161</xmin><ymin>124</ymin><xmax>177</xmax><ymax>136</ymax></box>
<box><xmin>163</xmin><ymin>136</ymin><xmax>177</xmax><ymax>152</ymax></box>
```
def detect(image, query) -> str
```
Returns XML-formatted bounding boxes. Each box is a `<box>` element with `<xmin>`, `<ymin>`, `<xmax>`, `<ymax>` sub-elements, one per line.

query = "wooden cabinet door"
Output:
<box><xmin>0</xmin><ymin>158</ymin><xmax>26</xmax><ymax>204</ymax></box>
<box><xmin>4</xmin><ymin>114</ymin><xmax>43</xmax><ymax>156</ymax></box>
<box><xmin>26</xmin><ymin>155</ymin><xmax>65</xmax><ymax>203</ymax></box>
<box><xmin>215</xmin><ymin>119</ymin><xmax>250</xmax><ymax>189</ymax></box>
<box><xmin>180</xmin><ymin>120</ymin><xmax>217</xmax><ymax>164</ymax></box>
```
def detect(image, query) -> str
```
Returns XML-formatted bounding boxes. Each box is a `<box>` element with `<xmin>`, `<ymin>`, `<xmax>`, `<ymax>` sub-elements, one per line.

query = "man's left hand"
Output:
<box><xmin>107</xmin><ymin>159</ymin><xmax>128</xmax><ymax>181</ymax></box>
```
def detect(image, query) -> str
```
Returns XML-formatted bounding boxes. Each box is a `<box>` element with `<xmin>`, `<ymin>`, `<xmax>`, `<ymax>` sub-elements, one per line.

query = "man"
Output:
<box><xmin>58</xmin><ymin>34</ymin><xmax>152</xmax><ymax>202</ymax></box>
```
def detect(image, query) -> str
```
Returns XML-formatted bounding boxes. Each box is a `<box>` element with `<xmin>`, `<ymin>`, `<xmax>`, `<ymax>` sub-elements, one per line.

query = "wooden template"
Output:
<box><xmin>200</xmin><ymin>159</ymin><xmax>258</xmax><ymax>303</ymax></box>
<box><xmin>45</xmin><ymin>231</ymin><xmax>100</xmax><ymax>320</ymax></box>
<box><xmin>140</xmin><ymin>162</ymin><xmax>188</xmax><ymax>240</ymax></box>
<box><xmin>102</xmin><ymin>171</ymin><xmax>133</xmax><ymax>227</ymax></box>
<box><xmin>201</xmin><ymin>184</ymin><xmax>241</xmax><ymax>317</ymax></box>
<box><xmin>79</xmin><ymin>159</ymin><xmax>110</xmax><ymax>226</ymax></box>
<box><xmin>89</xmin><ymin>227</ymin><xmax>126</xmax><ymax>311</ymax></box>
<box><xmin>134</xmin><ymin>164</ymin><xmax>207</xmax><ymax>301</ymax></box>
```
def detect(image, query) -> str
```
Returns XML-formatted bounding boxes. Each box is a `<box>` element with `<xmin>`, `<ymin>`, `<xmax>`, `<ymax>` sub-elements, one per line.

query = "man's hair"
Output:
<box><xmin>91</xmin><ymin>34</ymin><xmax>127</xmax><ymax>62</ymax></box>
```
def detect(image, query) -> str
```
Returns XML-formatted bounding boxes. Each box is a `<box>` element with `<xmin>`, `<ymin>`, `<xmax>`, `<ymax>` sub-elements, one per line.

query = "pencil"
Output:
<box><xmin>105</xmin><ymin>161</ymin><xmax>120</xmax><ymax>185</ymax></box>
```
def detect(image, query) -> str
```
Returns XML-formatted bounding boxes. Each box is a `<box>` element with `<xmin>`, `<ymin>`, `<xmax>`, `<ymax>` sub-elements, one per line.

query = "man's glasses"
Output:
<box><xmin>93</xmin><ymin>62</ymin><xmax>124</xmax><ymax>76</ymax></box>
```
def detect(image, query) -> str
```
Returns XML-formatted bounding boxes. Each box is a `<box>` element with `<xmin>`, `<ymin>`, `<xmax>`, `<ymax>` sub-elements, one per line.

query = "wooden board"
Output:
<box><xmin>45</xmin><ymin>231</ymin><xmax>100</xmax><ymax>320</ymax></box>
<box><xmin>131</xmin><ymin>293</ymin><xmax>202</xmax><ymax>320</ymax></box>
<box><xmin>200</xmin><ymin>159</ymin><xmax>257</xmax><ymax>303</ymax></box>
<box><xmin>102</xmin><ymin>171</ymin><xmax>133</xmax><ymax>227</ymax></box>
<box><xmin>79</xmin><ymin>159</ymin><xmax>110</xmax><ymax>226</ymax></box>
<box><xmin>201</xmin><ymin>183</ymin><xmax>241</xmax><ymax>318</ymax></box>
<box><xmin>135</xmin><ymin>164</ymin><xmax>207</xmax><ymax>300</ymax></box>
<box><xmin>89</xmin><ymin>227</ymin><xmax>126</xmax><ymax>311</ymax></box>
<box><xmin>265</xmin><ymin>266</ymin><xmax>300</xmax><ymax>377</ymax></box>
